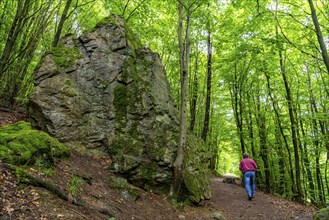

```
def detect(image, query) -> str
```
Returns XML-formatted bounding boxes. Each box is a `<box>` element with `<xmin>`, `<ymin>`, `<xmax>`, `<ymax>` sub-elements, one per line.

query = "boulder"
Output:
<box><xmin>28</xmin><ymin>15</ymin><xmax>211</xmax><ymax>201</ymax></box>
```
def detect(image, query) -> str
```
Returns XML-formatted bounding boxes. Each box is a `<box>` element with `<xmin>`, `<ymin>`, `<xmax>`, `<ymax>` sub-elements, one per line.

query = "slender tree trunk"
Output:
<box><xmin>172</xmin><ymin>1</ymin><xmax>190</xmax><ymax>199</ymax></box>
<box><xmin>273</xmin><ymin>0</ymin><xmax>299</xmax><ymax>198</ymax></box>
<box><xmin>201</xmin><ymin>27</ymin><xmax>212</xmax><ymax>141</ymax></box>
<box><xmin>299</xmin><ymin>113</ymin><xmax>316</xmax><ymax>204</ymax></box>
<box><xmin>274</xmin><ymin>124</ymin><xmax>287</xmax><ymax>195</ymax></box>
<box><xmin>52</xmin><ymin>0</ymin><xmax>73</xmax><ymax>47</ymax></box>
<box><xmin>279</xmin><ymin>51</ymin><xmax>303</xmax><ymax>202</ymax></box>
<box><xmin>255</xmin><ymin>94</ymin><xmax>270</xmax><ymax>193</ymax></box>
<box><xmin>274</xmin><ymin>0</ymin><xmax>303</xmax><ymax>200</ymax></box>
<box><xmin>315</xmin><ymin>146</ymin><xmax>324</xmax><ymax>204</ymax></box>
<box><xmin>0</xmin><ymin>0</ymin><xmax>29</xmax><ymax>78</ymax></box>
<box><xmin>172</xmin><ymin>1</ymin><xmax>184</xmax><ymax>199</ymax></box>
<box><xmin>310</xmin><ymin>95</ymin><xmax>326</xmax><ymax>205</ymax></box>
<box><xmin>230</xmin><ymin>66</ymin><xmax>245</xmax><ymax>153</ymax></box>
<box><xmin>324</xmin><ymin>153</ymin><xmax>329</xmax><ymax>200</ymax></box>
<box><xmin>189</xmin><ymin>46</ymin><xmax>198</xmax><ymax>132</ymax></box>
<box><xmin>264</xmin><ymin>69</ymin><xmax>295</xmax><ymax>197</ymax></box>
<box><xmin>247</xmin><ymin>93</ymin><xmax>256</xmax><ymax>157</ymax></box>
<box><xmin>307</xmin><ymin>0</ymin><xmax>329</xmax><ymax>75</ymax></box>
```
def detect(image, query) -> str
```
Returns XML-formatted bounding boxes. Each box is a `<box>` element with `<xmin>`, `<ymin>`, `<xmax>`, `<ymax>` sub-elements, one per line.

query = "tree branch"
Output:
<box><xmin>126</xmin><ymin>0</ymin><xmax>147</xmax><ymax>22</ymax></box>
<box><xmin>273</xmin><ymin>11</ymin><xmax>321</xmax><ymax>61</ymax></box>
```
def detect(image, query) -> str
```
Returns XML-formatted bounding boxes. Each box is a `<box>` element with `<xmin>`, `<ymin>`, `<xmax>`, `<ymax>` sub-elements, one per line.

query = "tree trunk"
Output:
<box><xmin>274</xmin><ymin>124</ymin><xmax>287</xmax><ymax>195</ymax></box>
<box><xmin>189</xmin><ymin>46</ymin><xmax>198</xmax><ymax>132</ymax></box>
<box><xmin>52</xmin><ymin>0</ymin><xmax>73</xmax><ymax>47</ymax></box>
<box><xmin>256</xmin><ymin>99</ymin><xmax>270</xmax><ymax>193</ymax></box>
<box><xmin>279</xmin><ymin>52</ymin><xmax>303</xmax><ymax>202</ymax></box>
<box><xmin>0</xmin><ymin>0</ymin><xmax>29</xmax><ymax>78</ymax></box>
<box><xmin>264</xmin><ymin>69</ymin><xmax>295</xmax><ymax>197</ymax></box>
<box><xmin>246</xmin><ymin>93</ymin><xmax>256</xmax><ymax>157</ymax></box>
<box><xmin>230</xmin><ymin>66</ymin><xmax>245</xmax><ymax>153</ymax></box>
<box><xmin>307</xmin><ymin>0</ymin><xmax>329</xmax><ymax>75</ymax></box>
<box><xmin>274</xmin><ymin>0</ymin><xmax>303</xmax><ymax>201</ymax></box>
<box><xmin>299</xmin><ymin>112</ymin><xmax>316</xmax><ymax>204</ymax></box>
<box><xmin>201</xmin><ymin>27</ymin><xmax>212</xmax><ymax>141</ymax></box>
<box><xmin>172</xmin><ymin>1</ymin><xmax>189</xmax><ymax>199</ymax></box>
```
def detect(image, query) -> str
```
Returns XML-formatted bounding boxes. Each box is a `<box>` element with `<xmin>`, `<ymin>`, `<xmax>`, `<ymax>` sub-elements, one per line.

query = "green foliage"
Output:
<box><xmin>0</xmin><ymin>0</ymin><xmax>104</xmax><ymax>106</ymax></box>
<box><xmin>313</xmin><ymin>207</ymin><xmax>329</xmax><ymax>220</ymax></box>
<box><xmin>0</xmin><ymin>121</ymin><xmax>69</xmax><ymax>166</ymax></box>
<box><xmin>42</xmin><ymin>167</ymin><xmax>55</xmax><ymax>177</ymax></box>
<box><xmin>171</xmin><ymin>198</ymin><xmax>192</xmax><ymax>210</ymax></box>
<box><xmin>69</xmin><ymin>175</ymin><xmax>83</xmax><ymax>197</ymax></box>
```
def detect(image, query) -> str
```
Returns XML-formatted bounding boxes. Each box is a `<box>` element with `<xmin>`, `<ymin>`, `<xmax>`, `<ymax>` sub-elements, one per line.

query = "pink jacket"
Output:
<box><xmin>239</xmin><ymin>158</ymin><xmax>258</xmax><ymax>173</ymax></box>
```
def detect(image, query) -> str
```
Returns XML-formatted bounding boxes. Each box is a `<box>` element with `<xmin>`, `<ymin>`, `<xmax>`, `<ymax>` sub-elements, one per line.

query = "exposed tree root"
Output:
<box><xmin>0</xmin><ymin>162</ymin><xmax>115</xmax><ymax>217</ymax></box>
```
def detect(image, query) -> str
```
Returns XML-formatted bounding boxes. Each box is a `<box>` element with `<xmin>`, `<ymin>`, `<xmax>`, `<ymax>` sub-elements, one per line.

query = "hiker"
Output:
<box><xmin>239</xmin><ymin>152</ymin><xmax>258</xmax><ymax>201</ymax></box>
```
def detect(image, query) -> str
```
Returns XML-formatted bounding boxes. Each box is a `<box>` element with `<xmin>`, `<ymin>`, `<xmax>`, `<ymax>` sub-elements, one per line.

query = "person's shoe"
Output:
<box><xmin>248</xmin><ymin>196</ymin><xmax>252</xmax><ymax>201</ymax></box>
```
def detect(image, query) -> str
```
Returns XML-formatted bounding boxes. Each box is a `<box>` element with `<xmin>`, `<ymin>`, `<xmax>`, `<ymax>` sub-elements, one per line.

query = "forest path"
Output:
<box><xmin>0</xmin><ymin>109</ymin><xmax>317</xmax><ymax>220</ymax></box>
<box><xmin>203</xmin><ymin>177</ymin><xmax>315</xmax><ymax>220</ymax></box>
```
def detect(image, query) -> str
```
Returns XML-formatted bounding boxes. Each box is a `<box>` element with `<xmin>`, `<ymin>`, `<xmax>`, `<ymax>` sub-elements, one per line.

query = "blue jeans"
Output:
<box><xmin>244</xmin><ymin>171</ymin><xmax>256</xmax><ymax>197</ymax></box>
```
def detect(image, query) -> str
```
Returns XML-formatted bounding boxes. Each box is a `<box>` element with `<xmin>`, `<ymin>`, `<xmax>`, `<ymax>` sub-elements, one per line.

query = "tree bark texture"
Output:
<box><xmin>202</xmin><ymin>28</ymin><xmax>212</xmax><ymax>142</ymax></box>
<box><xmin>172</xmin><ymin>1</ymin><xmax>187</xmax><ymax>199</ymax></box>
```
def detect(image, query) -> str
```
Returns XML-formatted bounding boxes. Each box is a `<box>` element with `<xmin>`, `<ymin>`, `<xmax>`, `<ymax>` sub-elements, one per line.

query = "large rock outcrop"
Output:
<box><xmin>28</xmin><ymin>15</ymin><xmax>211</xmax><ymax>201</ymax></box>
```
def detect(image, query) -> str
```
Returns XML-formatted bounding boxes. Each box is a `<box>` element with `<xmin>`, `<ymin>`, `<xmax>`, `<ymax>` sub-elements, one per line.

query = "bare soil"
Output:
<box><xmin>0</xmin><ymin>110</ymin><xmax>316</xmax><ymax>220</ymax></box>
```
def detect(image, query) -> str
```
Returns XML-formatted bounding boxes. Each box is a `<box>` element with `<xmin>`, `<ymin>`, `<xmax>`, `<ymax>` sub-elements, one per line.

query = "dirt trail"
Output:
<box><xmin>0</xmin><ymin>109</ymin><xmax>317</xmax><ymax>220</ymax></box>
<box><xmin>204</xmin><ymin>177</ymin><xmax>315</xmax><ymax>220</ymax></box>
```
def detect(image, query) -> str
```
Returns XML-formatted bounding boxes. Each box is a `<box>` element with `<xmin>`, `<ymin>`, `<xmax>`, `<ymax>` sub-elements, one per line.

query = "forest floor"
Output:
<box><xmin>0</xmin><ymin>109</ymin><xmax>317</xmax><ymax>220</ymax></box>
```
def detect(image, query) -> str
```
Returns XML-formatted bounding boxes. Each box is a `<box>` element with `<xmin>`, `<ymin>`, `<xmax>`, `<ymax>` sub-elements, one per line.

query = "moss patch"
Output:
<box><xmin>125</xmin><ymin>27</ymin><xmax>142</xmax><ymax>51</ymax></box>
<box><xmin>183</xmin><ymin>134</ymin><xmax>212</xmax><ymax>203</ymax></box>
<box><xmin>113</xmin><ymin>83</ymin><xmax>138</xmax><ymax>127</ymax></box>
<box><xmin>50</xmin><ymin>47</ymin><xmax>82</xmax><ymax>68</ymax></box>
<box><xmin>109</xmin><ymin>134</ymin><xmax>142</xmax><ymax>156</ymax></box>
<box><xmin>113</xmin><ymin>84</ymin><xmax>129</xmax><ymax>123</ymax></box>
<box><xmin>0</xmin><ymin>121</ymin><xmax>69</xmax><ymax>167</ymax></box>
<box><xmin>94</xmin><ymin>15</ymin><xmax>120</xmax><ymax>29</ymax></box>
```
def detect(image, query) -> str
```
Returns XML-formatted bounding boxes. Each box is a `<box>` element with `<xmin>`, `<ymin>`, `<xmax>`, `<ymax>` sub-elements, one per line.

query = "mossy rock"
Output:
<box><xmin>0</xmin><ymin>121</ymin><xmax>69</xmax><ymax>167</ymax></box>
<box><xmin>108</xmin><ymin>175</ymin><xmax>141</xmax><ymax>201</ymax></box>
<box><xmin>94</xmin><ymin>15</ymin><xmax>122</xmax><ymax>29</ymax></box>
<box><xmin>183</xmin><ymin>134</ymin><xmax>212</xmax><ymax>203</ymax></box>
<box><xmin>313</xmin><ymin>207</ymin><xmax>329</xmax><ymax>220</ymax></box>
<box><xmin>93</xmin><ymin>14</ymin><xmax>142</xmax><ymax>52</ymax></box>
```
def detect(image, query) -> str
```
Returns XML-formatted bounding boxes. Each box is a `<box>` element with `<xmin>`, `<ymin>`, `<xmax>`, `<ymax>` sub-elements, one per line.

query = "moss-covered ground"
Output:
<box><xmin>0</xmin><ymin>121</ymin><xmax>69</xmax><ymax>167</ymax></box>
